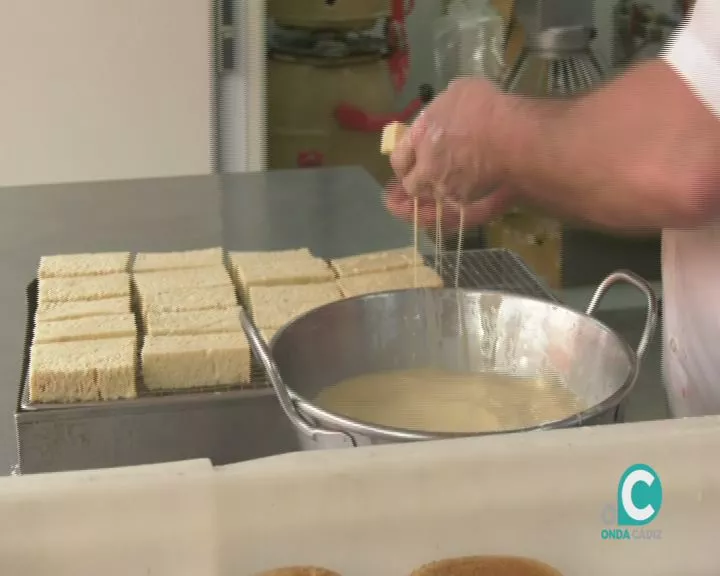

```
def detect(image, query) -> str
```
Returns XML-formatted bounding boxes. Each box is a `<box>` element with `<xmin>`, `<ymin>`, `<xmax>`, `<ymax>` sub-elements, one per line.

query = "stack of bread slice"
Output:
<box><xmin>229</xmin><ymin>249</ymin><xmax>340</xmax><ymax>337</ymax></box>
<box><xmin>133</xmin><ymin>247</ymin><xmax>251</xmax><ymax>392</ymax></box>
<box><xmin>30</xmin><ymin>251</ymin><xmax>136</xmax><ymax>403</ymax></box>
<box><xmin>330</xmin><ymin>247</ymin><xmax>443</xmax><ymax>298</ymax></box>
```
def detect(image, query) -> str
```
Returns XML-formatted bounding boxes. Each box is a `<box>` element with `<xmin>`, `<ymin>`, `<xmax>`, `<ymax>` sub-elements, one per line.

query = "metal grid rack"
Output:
<box><xmin>15</xmin><ymin>248</ymin><xmax>558</xmax><ymax>474</ymax></box>
<box><xmin>433</xmin><ymin>248</ymin><xmax>557</xmax><ymax>299</ymax></box>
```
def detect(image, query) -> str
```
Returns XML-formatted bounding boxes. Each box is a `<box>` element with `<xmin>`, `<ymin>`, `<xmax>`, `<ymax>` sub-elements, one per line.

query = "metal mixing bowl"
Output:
<box><xmin>242</xmin><ymin>270</ymin><xmax>657</xmax><ymax>449</ymax></box>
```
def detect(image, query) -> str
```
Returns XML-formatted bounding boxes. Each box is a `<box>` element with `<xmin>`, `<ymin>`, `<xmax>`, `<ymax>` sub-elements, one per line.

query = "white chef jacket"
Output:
<box><xmin>662</xmin><ymin>0</ymin><xmax>720</xmax><ymax>416</ymax></box>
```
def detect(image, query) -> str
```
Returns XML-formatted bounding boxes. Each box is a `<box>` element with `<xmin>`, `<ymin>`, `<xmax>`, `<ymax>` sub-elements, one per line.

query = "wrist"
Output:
<box><xmin>492</xmin><ymin>93</ymin><xmax>570</xmax><ymax>198</ymax></box>
<box><xmin>491</xmin><ymin>94</ymin><xmax>537</xmax><ymax>184</ymax></box>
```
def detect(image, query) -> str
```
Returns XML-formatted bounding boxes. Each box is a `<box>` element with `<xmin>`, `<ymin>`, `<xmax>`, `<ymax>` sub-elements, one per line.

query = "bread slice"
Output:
<box><xmin>248</xmin><ymin>283</ymin><xmax>342</xmax><ymax>329</ymax></box>
<box><xmin>34</xmin><ymin>314</ymin><xmax>137</xmax><ymax>344</ymax></box>
<box><xmin>35</xmin><ymin>296</ymin><xmax>130</xmax><ymax>322</ymax></box>
<box><xmin>139</xmin><ymin>285</ymin><xmax>238</xmax><ymax>317</ymax></box>
<box><xmin>380</xmin><ymin>121</ymin><xmax>407</xmax><ymax>155</ymax></box>
<box><xmin>229</xmin><ymin>248</ymin><xmax>314</xmax><ymax>267</ymax></box>
<box><xmin>133</xmin><ymin>266</ymin><xmax>232</xmax><ymax>296</ymax></box>
<box><xmin>133</xmin><ymin>247</ymin><xmax>224</xmax><ymax>272</ymax></box>
<box><xmin>38</xmin><ymin>251</ymin><xmax>131</xmax><ymax>278</ymax></box>
<box><xmin>39</xmin><ymin>273</ymin><xmax>131</xmax><ymax>304</ymax></box>
<box><xmin>142</xmin><ymin>333</ymin><xmax>251</xmax><ymax>390</ymax></box>
<box><xmin>145</xmin><ymin>307</ymin><xmax>242</xmax><ymax>336</ymax></box>
<box><xmin>410</xmin><ymin>556</ymin><xmax>564</xmax><ymax>576</ymax></box>
<box><xmin>29</xmin><ymin>337</ymin><xmax>137</xmax><ymax>403</ymax></box>
<box><xmin>232</xmin><ymin>257</ymin><xmax>334</xmax><ymax>296</ymax></box>
<box><xmin>337</xmin><ymin>266</ymin><xmax>443</xmax><ymax>298</ymax></box>
<box><xmin>331</xmin><ymin>246</ymin><xmax>424</xmax><ymax>277</ymax></box>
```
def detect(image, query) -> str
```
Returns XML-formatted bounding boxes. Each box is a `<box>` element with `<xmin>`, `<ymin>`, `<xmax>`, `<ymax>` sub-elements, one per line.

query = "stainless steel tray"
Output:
<box><xmin>19</xmin><ymin>249</ymin><xmax>557</xmax><ymax>412</ymax></box>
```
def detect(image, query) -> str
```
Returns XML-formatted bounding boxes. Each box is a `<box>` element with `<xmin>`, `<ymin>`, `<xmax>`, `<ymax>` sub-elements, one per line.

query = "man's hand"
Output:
<box><xmin>389</xmin><ymin>77</ymin><xmax>509</xmax><ymax>206</ymax></box>
<box><xmin>387</xmin><ymin>60</ymin><xmax>720</xmax><ymax>231</ymax></box>
<box><xmin>384</xmin><ymin>179</ymin><xmax>516</xmax><ymax>232</ymax></box>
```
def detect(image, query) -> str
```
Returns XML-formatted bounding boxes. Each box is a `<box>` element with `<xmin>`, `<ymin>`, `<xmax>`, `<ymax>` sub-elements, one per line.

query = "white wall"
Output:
<box><xmin>0</xmin><ymin>0</ymin><xmax>215</xmax><ymax>188</ymax></box>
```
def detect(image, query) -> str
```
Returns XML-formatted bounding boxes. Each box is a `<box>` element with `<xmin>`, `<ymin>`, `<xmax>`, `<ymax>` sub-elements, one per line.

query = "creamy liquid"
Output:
<box><xmin>314</xmin><ymin>368</ymin><xmax>586</xmax><ymax>433</ymax></box>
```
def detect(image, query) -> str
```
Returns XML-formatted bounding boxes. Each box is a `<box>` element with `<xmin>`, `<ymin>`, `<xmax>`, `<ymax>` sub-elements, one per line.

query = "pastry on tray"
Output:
<box><xmin>254</xmin><ymin>567</ymin><xmax>341</xmax><ymax>576</ymax></box>
<box><xmin>141</xmin><ymin>332</ymin><xmax>251</xmax><ymax>390</ymax></box>
<box><xmin>36</xmin><ymin>296</ymin><xmax>131</xmax><ymax>322</ymax></box>
<box><xmin>133</xmin><ymin>247</ymin><xmax>224</xmax><ymax>272</ymax></box>
<box><xmin>248</xmin><ymin>282</ymin><xmax>342</xmax><ymax>329</ymax></box>
<box><xmin>33</xmin><ymin>313</ymin><xmax>136</xmax><ymax>344</ymax></box>
<box><xmin>139</xmin><ymin>285</ymin><xmax>238</xmax><ymax>318</ymax></box>
<box><xmin>337</xmin><ymin>266</ymin><xmax>443</xmax><ymax>298</ymax></box>
<box><xmin>39</xmin><ymin>273</ymin><xmax>131</xmax><ymax>304</ymax></box>
<box><xmin>330</xmin><ymin>246</ymin><xmax>423</xmax><ymax>278</ymax></box>
<box><xmin>38</xmin><ymin>251</ymin><xmax>131</xmax><ymax>278</ymax></box>
<box><xmin>232</xmin><ymin>257</ymin><xmax>334</xmax><ymax>294</ymax></box>
<box><xmin>144</xmin><ymin>307</ymin><xmax>242</xmax><ymax>337</ymax></box>
<box><xmin>410</xmin><ymin>556</ymin><xmax>563</xmax><ymax>576</ymax></box>
<box><xmin>133</xmin><ymin>266</ymin><xmax>232</xmax><ymax>295</ymax></box>
<box><xmin>29</xmin><ymin>337</ymin><xmax>138</xmax><ymax>403</ymax></box>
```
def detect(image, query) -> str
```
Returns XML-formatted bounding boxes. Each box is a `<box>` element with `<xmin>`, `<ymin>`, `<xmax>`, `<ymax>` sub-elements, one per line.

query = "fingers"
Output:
<box><xmin>385</xmin><ymin>186</ymin><xmax>466</xmax><ymax>231</ymax></box>
<box><xmin>386</xmin><ymin>180</ymin><xmax>516</xmax><ymax>235</ymax></box>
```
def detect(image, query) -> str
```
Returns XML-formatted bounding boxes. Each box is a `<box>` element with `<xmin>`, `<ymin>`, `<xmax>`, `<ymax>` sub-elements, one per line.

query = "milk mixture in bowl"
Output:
<box><xmin>314</xmin><ymin>368</ymin><xmax>586</xmax><ymax>433</ymax></box>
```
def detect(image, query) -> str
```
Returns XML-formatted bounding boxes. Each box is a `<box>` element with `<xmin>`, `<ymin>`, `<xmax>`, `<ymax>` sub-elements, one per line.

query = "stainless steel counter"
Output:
<box><xmin>0</xmin><ymin>166</ymin><xmax>669</xmax><ymax>475</ymax></box>
<box><xmin>0</xmin><ymin>167</ymin><xmax>420</xmax><ymax>474</ymax></box>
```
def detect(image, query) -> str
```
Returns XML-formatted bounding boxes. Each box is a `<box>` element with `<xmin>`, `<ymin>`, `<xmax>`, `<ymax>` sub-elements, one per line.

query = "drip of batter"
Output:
<box><xmin>314</xmin><ymin>368</ymin><xmax>586</xmax><ymax>433</ymax></box>
<box><xmin>413</xmin><ymin>196</ymin><xmax>419</xmax><ymax>287</ymax></box>
<box><xmin>454</xmin><ymin>205</ymin><xmax>465</xmax><ymax>289</ymax></box>
<box><xmin>435</xmin><ymin>200</ymin><xmax>444</xmax><ymax>275</ymax></box>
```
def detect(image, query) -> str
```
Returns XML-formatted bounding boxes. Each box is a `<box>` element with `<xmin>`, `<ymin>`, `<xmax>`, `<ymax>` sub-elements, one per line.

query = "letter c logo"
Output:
<box><xmin>617</xmin><ymin>464</ymin><xmax>663</xmax><ymax>526</ymax></box>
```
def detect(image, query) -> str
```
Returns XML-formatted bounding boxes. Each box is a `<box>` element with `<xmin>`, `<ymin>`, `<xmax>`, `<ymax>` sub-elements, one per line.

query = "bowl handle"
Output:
<box><xmin>238</xmin><ymin>307</ymin><xmax>357</xmax><ymax>448</ymax></box>
<box><xmin>585</xmin><ymin>270</ymin><xmax>659</xmax><ymax>361</ymax></box>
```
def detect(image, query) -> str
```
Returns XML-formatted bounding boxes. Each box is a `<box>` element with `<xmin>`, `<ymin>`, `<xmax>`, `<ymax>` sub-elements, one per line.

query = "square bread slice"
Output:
<box><xmin>229</xmin><ymin>248</ymin><xmax>314</xmax><ymax>267</ymax></box>
<box><xmin>142</xmin><ymin>333</ymin><xmax>251</xmax><ymax>390</ymax></box>
<box><xmin>133</xmin><ymin>247</ymin><xmax>224</xmax><ymax>272</ymax></box>
<box><xmin>145</xmin><ymin>307</ymin><xmax>242</xmax><ymax>336</ymax></box>
<box><xmin>29</xmin><ymin>337</ymin><xmax>137</xmax><ymax>403</ymax></box>
<box><xmin>34</xmin><ymin>313</ymin><xmax>137</xmax><ymax>344</ymax></box>
<box><xmin>133</xmin><ymin>266</ymin><xmax>232</xmax><ymax>296</ymax></box>
<box><xmin>139</xmin><ymin>285</ymin><xmax>238</xmax><ymax>317</ymax></box>
<box><xmin>35</xmin><ymin>296</ymin><xmax>131</xmax><ymax>322</ymax></box>
<box><xmin>248</xmin><ymin>282</ymin><xmax>342</xmax><ymax>329</ymax></box>
<box><xmin>232</xmin><ymin>257</ymin><xmax>334</xmax><ymax>294</ymax></box>
<box><xmin>331</xmin><ymin>246</ymin><xmax>424</xmax><ymax>277</ymax></box>
<box><xmin>39</xmin><ymin>273</ymin><xmax>131</xmax><ymax>304</ymax></box>
<box><xmin>337</xmin><ymin>266</ymin><xmax>444</xmax><ymax>298</ymax></box>
<box><xmin>38</xmin><ymin>251</ymin><xmax>131</xmax><ymax>279</ymax></box>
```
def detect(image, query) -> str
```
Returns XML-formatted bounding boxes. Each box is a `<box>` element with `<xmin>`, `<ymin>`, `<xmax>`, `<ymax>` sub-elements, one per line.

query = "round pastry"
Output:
<box><xmin>254</xmin><ymin>567</ymin><xmax>341</xmax><ymax>576</ymax></box>
<box><xmin>410</xmin><ymin>556</ymin><xmax>563</xmax><ymax>576</ymax></box>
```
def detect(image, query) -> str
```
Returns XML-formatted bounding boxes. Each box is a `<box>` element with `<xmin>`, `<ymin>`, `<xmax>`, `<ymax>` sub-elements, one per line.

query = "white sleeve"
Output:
<box><xmin>663</xmin><ymin>0</ymin><xmax>720</xmax><ymax>117</ymax></box>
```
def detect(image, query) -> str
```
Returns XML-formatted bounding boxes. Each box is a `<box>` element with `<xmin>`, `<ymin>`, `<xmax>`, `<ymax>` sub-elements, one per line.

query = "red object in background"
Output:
<box><xmin>334</xmin><ymin>82</ymin><xmax>433</xmax><ymax>133</ymax></box>
<box><xmin>297</xmin><ymin>150</ymin><xmax>324</xmax><ymax>168</ymax></box>
<box><xmin>387</xmin><ymin>0</ymin><xmax>415</xmax><ymax>93</ymax></box>
<box><xmin>629</xmin><ymin>4</ymin><xmax>646</xmax><ymax>37</ymax></box>
<box><xmin>334</xmin><ymin>98</ymin><xmax>423</xmax><ymax>132</ymax></box>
